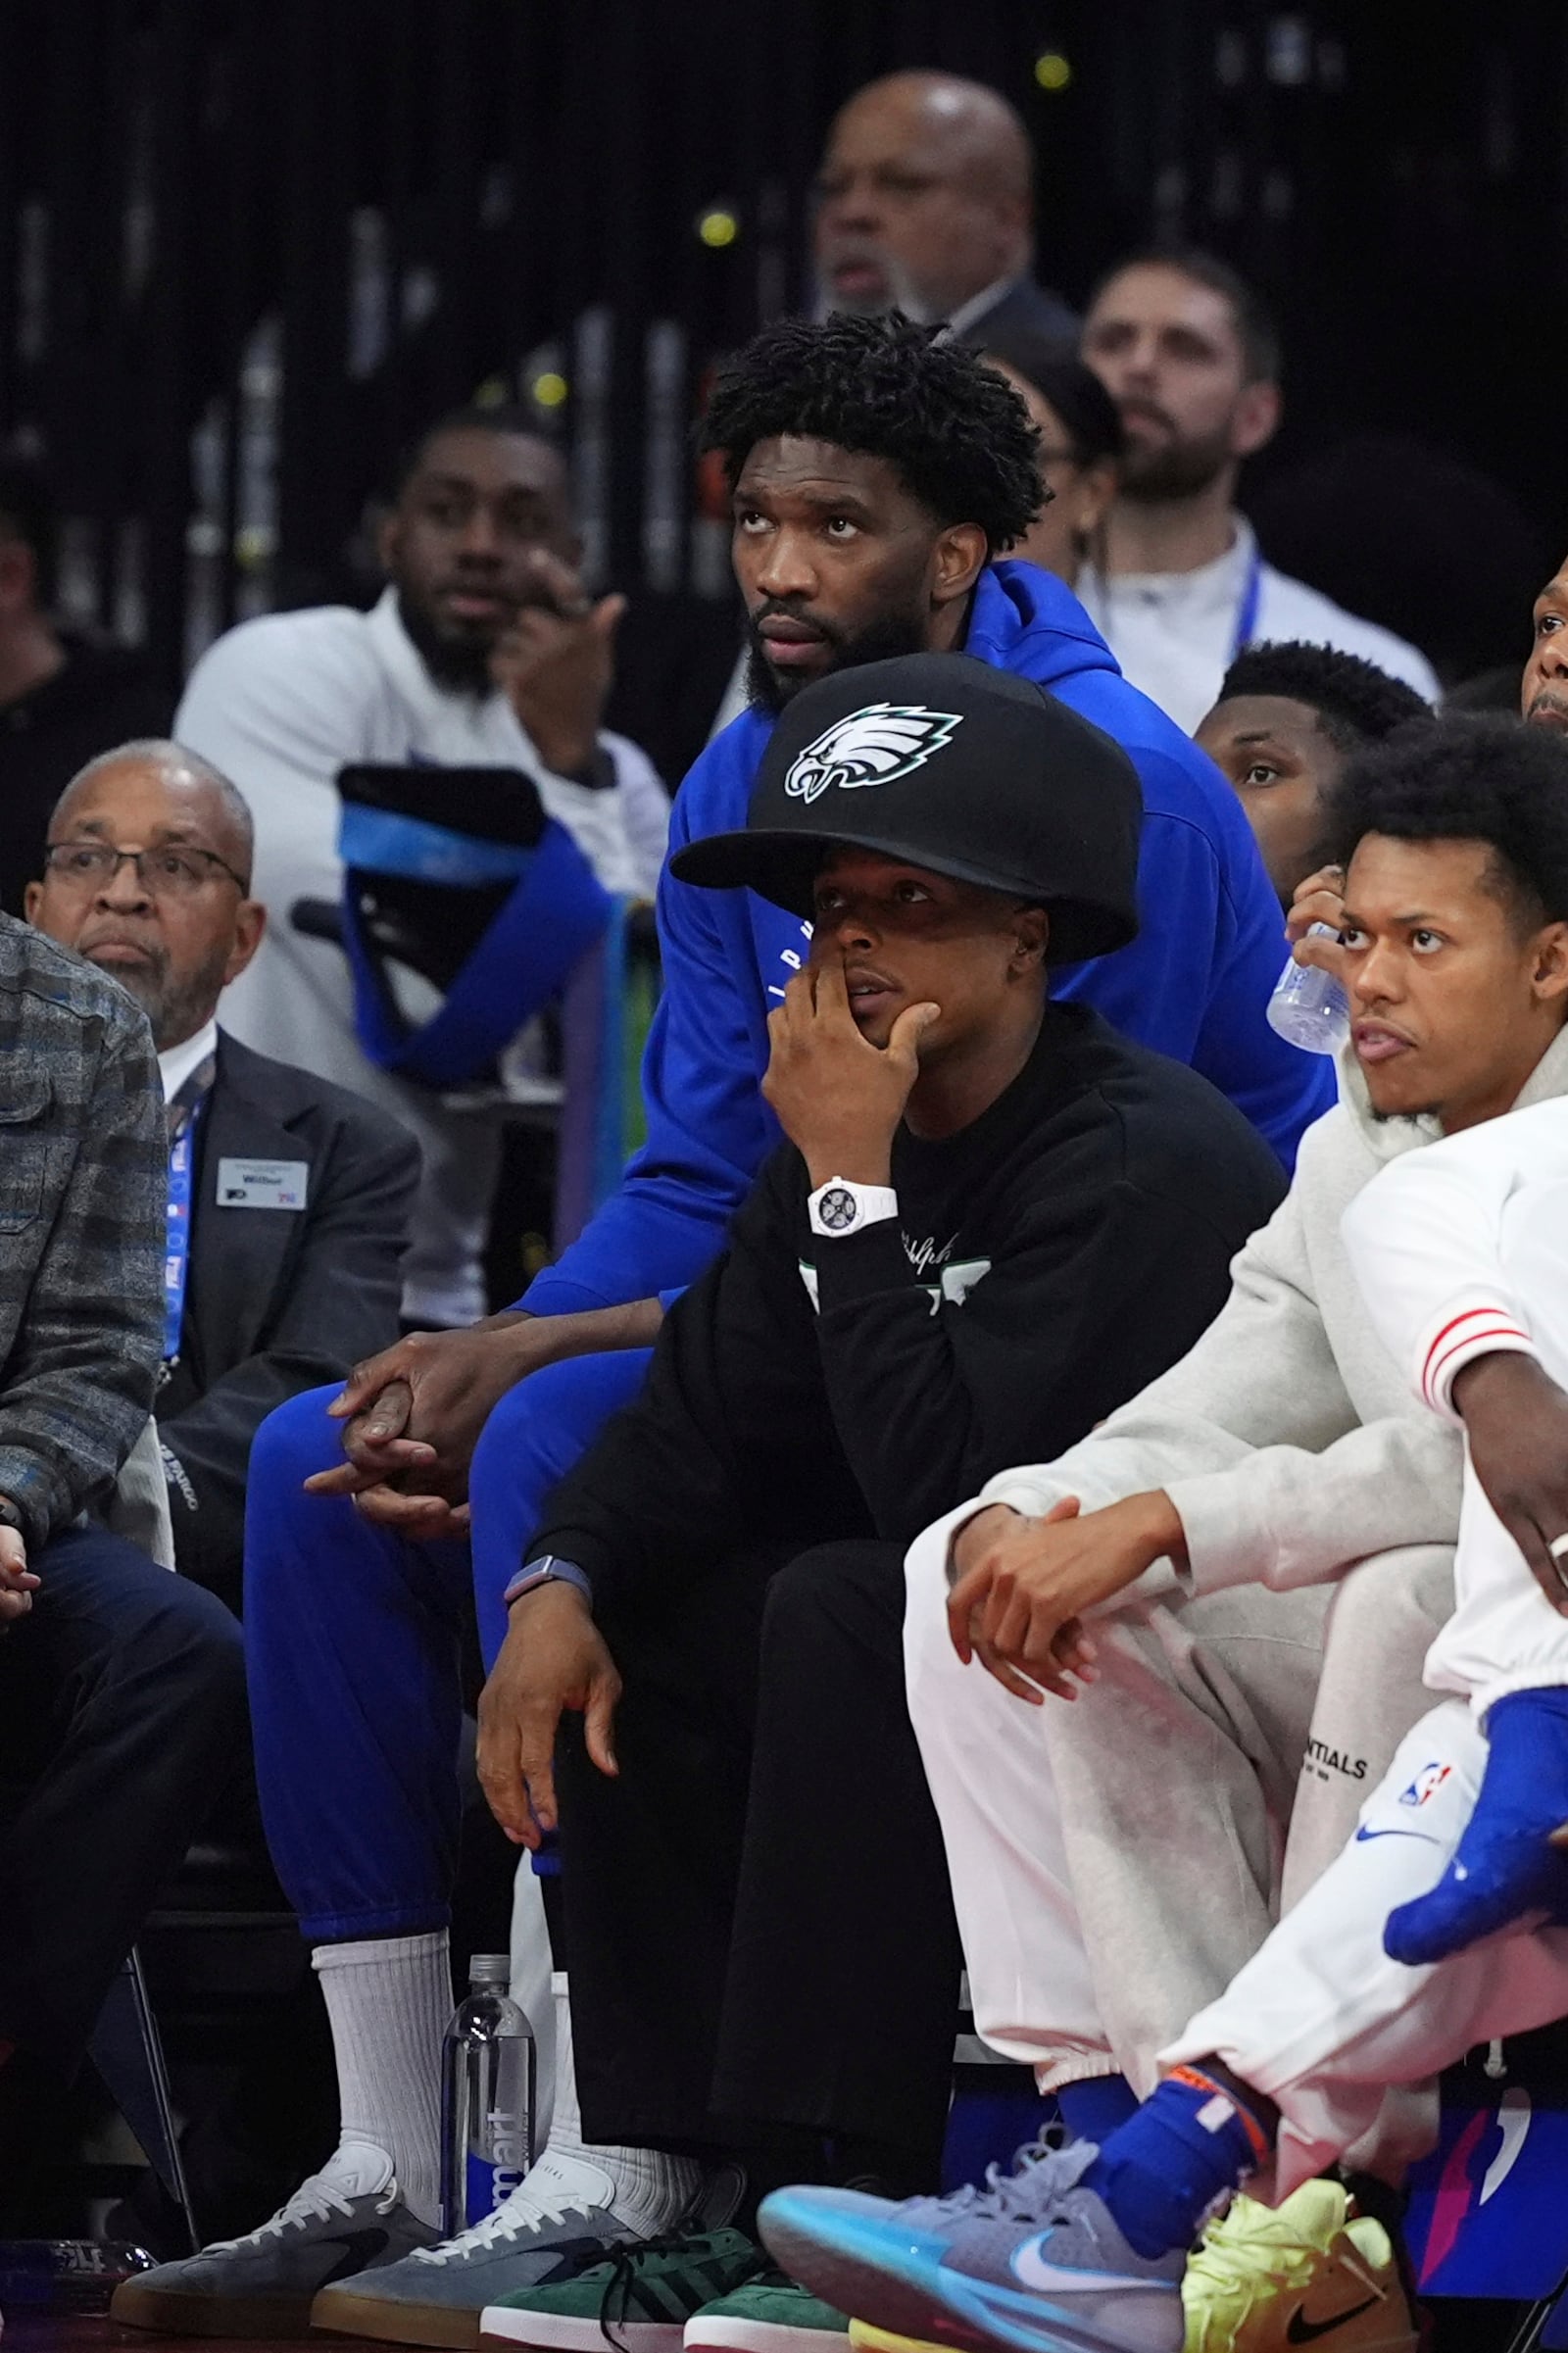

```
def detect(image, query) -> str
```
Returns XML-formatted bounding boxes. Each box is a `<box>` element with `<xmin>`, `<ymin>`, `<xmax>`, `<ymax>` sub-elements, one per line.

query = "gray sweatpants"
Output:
<box><xmin>904</xmin><ymin>1533</ymin><xmax>1453</xmax><ymax>2095</ymax></box>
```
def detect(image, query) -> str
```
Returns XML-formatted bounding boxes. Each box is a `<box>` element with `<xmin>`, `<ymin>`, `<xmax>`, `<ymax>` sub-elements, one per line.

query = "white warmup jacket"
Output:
<box><xmin>1344</xmin><ymin>1097</ymin><xmax>1568</xmax><ymax>1719</ymax></box>
<box><xmin>176</xmin><ymin>590</ymin><xmax>669</xmax><ymax>1327</ymax></box>
<box><xmin>1077</xmin><ymin>516</ymin><xmax>1440</xmax><ymax>735</ymax></box>
<box><xmin>915</xmin><ymin>1038</ymin><xmax>1568</xmax><ymax>1596</ymax></box>
<box><xmin>1163</xmin><ymin>1097</ymin><xmax>1568</xmax><ymax>2199</ymax></box>
<box><xmin>903</xmin><ymin>1026</ymin><xmax>1568</xmax><ymax>2100</ymax></box>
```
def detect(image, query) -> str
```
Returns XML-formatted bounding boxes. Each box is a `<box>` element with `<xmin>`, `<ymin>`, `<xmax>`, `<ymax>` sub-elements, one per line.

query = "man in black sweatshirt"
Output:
<box><xmin>463</xmin><ymin>655</ymin><xmax>1289</xmax><ymax>2348</ymax></box>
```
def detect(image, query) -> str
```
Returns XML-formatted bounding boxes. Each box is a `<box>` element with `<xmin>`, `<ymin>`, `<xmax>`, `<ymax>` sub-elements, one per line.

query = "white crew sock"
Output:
<box><xmin>489</xmin><ymin>1972</ymin><xmax>701</xmax><ymax>2241</ymax></box>
<box><xmin>313</xmin><ymin>1931</ymin><xmax>449</xmax><ymax>2227</ymax></box>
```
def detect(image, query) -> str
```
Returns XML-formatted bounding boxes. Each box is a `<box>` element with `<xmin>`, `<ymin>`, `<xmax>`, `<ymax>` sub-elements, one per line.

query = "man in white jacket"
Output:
<box><xmin>757</xmin><ymin>714</ymin><xmax>1568</xmax><ymax>2353</ymax></box>
<box><xmin>175</xmin><ymin>407</ymin><xmax>668</xmax><ymax>1328</ymax></box>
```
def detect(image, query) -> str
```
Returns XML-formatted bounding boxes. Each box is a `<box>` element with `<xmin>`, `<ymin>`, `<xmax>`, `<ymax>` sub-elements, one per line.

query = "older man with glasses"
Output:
<box><xmin>27</xmin><ymin>738</ymin><xmax>420</xmax><ymax>1614</ymax></box>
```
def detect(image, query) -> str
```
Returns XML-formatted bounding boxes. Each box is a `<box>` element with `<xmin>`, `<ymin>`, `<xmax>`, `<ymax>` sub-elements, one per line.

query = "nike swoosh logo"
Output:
<box><xmin>1009</xmin><ymin>2237</ymin><xmax>1164</xmax><ymax>2295</ymax></box>
<box><xmin>1286</xmin><ymin>2295</ymin><xmax>1379</xmax><ymax>2342</ymax></box>
<box><xmin>1355</xmin><ymin>1827</ymin><xmax>1441</xmax><ymax>1843</ymax></box>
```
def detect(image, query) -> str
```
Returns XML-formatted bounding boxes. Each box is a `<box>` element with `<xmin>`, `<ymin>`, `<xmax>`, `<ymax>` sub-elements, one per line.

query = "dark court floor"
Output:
<box><xmin>5</xmin><ymin>2324</ymin><xmax>406</xmax><ymax>2353</ymax></box>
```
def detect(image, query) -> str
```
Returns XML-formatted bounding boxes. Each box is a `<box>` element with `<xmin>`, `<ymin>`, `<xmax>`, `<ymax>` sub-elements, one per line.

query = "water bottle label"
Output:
<box><xmin>463</xmin><ymin>2106</ymin><xmax>530</xmax><ymax>2224</ymax></box>
<box><xmin>465</xmin><ymin>2151</ymin><xmax>500</xmax><ymax>2226</ymax></box>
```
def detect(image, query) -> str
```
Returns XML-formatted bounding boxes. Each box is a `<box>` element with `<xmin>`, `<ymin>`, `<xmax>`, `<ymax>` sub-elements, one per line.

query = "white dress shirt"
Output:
<box><xmin>1077</xmin><ymin>516</ymin><xmax>1441</xmax><ymax>735</ymax></box>
<box><xmin>157</xmin><ymin>1016</ymin><xmax>220</xmax><ymax>1106</ymax></box>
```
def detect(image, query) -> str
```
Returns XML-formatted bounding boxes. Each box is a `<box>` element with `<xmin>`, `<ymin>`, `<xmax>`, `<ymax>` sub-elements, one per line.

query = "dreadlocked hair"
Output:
<box><xmin>700</xmin><ymin>312</ymin><xmax>1045</xmax><ymax>555</ymax></box>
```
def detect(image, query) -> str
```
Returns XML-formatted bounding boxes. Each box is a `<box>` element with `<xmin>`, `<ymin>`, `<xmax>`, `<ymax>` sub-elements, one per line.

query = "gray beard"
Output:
<box><xmin>111</xmin><ymin>952</ymin><xmax>228</xmax><ymax>1052</ymax></box>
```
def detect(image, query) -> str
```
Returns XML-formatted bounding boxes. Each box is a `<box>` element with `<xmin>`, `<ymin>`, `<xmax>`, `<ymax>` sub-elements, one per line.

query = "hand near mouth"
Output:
<box><xmin>490</xmin><ymin>548</ymin><xmax>625</xmax><ymax>777</ymax></box>
<box><xmin>761</xmin><ymin>956</ymin><xmax>940</xmax><ymax>1189</ymax></box>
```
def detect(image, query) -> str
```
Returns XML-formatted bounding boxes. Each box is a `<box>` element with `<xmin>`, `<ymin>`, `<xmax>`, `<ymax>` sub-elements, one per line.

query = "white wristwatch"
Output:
<box><xmin>808</xmin><ymin>1177</ymin><xmax>900</xmax><ymax>1239</ymax></box>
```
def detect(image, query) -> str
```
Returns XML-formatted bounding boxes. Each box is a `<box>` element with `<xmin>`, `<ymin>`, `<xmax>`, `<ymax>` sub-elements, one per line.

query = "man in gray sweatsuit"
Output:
<box><xmin>905</xmin><ymin>714</ymin><xmax>1568</xmax><ymax>2131</ymax></box>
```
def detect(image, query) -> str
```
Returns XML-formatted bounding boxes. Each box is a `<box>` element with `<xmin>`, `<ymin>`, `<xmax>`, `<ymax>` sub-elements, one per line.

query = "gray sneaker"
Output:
<box><xmin>760</xmin><ymin>2139</ymin><xmax>1187</xmax><ymax>2353</ymax></box>
<box><xmin>110</xmin><ymin>2144</ymin><xmax>441</xmax><ymax>2338</ymax></box>
<box><xmin>311</xmin><ymin>2153</ymin><xmax>636</xmax><ymax>2348</ymax></box>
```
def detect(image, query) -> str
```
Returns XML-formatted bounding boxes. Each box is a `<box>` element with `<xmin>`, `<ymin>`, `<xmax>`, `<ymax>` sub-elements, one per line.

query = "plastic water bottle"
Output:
<box><xmin>440</xmin><ymin>1955</ymin><xmax>536</xmax><ymax>2239</ymax></box>
<box><xmin>1266</xmin><ymin>925</ymin><xmax>1350</xmax><ymax>1055</ymax></box>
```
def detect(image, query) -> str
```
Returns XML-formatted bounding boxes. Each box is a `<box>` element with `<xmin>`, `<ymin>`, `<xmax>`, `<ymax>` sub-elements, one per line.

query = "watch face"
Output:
<box><xmin>819</xmin><ymin>1185</ymin><xmax>858</xmax><ymax>1232</ymax></box>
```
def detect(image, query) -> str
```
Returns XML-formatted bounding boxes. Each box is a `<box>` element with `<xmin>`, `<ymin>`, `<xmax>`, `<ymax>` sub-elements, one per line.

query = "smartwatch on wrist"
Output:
<box><xmin>808</xmin><ymin>1177</ymin><xmax>899</xmax><ymax>1240</ymax></box>
<box><xmin>503</xmin><ymin>1554</ymin><xmax>593</xmax><ymax>1611</ymax></box>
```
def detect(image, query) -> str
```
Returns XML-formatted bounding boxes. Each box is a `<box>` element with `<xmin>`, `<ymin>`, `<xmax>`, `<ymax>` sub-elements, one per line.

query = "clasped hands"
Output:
<box><xmin>303</xmin><ymin>1319</ymin><xmax>542</xmax><ymax>1537</ymax></box>
<box><xmin>948</xmin><ymin>1489</ymin><xmax>1187</xmax><ymax>1701</ymax></box>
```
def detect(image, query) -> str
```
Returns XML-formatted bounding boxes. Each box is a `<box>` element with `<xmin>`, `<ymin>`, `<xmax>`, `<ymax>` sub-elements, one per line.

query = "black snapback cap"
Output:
<box><xmin>670</xmin><ymin>653</ymin><xmax>1143</xmax><ymax>965</ymax></box>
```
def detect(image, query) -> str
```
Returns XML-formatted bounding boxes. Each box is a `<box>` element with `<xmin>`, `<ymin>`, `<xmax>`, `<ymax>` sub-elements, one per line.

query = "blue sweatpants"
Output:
<box><xmin>244</xmin><ymin>1348</ymin><xmax>653</xmax><ymax>1941</ymax></box>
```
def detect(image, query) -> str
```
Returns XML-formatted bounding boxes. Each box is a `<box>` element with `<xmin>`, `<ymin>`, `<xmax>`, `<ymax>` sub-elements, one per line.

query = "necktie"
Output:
<box><xmin>167</xmin><ymin>1052</ymin><xmax>217</xmax><ymax>1146</ymax></box>
<box><xmin>162</xmin><ymin>1053</ymin><xmax>217</xmax><ymax>1377</ymax></box>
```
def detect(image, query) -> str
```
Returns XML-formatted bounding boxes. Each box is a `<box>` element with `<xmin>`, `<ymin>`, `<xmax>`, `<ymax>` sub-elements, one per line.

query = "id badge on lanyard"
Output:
<box><xmin>1230</xmin><ymin>544</ymin><xmax>1264</xmax><ymax>664</ymax></box>
<box><xmin>163</xmin><ymin>1110</ymin><xmax>201</xmax><ymax>1370</ymax></box>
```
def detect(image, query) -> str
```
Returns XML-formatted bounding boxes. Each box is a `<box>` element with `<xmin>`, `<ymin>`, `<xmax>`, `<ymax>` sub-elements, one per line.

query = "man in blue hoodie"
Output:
<box><xmin>300</xmin><ymin>316</ymin><xmax>1328</xmax><ymax>1587</ymax></box>
<box><xmin>184</xmin><ymin>318</ymin><xmax>1329</xmax><ymax>2331</ymax></box>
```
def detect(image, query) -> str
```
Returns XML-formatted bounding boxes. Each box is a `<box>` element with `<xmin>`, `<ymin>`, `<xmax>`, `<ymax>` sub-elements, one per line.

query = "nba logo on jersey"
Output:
<box><xmin>1398</xmin><ymin>1762</ymin><xmax>1453</xmax><ymax>1809</ymax></box>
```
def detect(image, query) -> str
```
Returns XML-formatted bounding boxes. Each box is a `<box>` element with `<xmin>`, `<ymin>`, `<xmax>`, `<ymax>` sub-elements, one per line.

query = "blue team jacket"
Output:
<box><xmin>524</xmin><ymin>561</ymin><xmax>1334</xmax><ymax>1316</ymax></box>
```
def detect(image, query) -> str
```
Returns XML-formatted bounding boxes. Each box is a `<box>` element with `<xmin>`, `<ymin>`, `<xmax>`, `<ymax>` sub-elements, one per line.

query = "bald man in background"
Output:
<box><xmin>696</xmin><ymin>71</ymin><xmax>1078</xmax><ymax>742</ymax></box>
<box><xmin>29</xmin><ymin>742</ymin><xmax>418</xmax><ymax>1612</ymax></box>
<box><xmin>813</xmin><ymin>70</ymin><xmax>1077</xmax><ymax>346</ymax></box>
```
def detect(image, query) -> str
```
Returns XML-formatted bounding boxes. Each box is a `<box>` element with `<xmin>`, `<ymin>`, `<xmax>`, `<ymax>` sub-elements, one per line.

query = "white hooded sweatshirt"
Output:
<box><xmin>927</xmin><ymin>1024</ymin><xmax>1568</xmax><ymax>1602</ymax></box>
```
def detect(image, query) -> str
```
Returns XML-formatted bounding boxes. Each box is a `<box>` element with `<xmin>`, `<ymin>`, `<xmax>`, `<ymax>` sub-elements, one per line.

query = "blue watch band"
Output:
<box><xmin>503</xmin><ymin>1554</ymin><xmax>594</xmax><ymax>1611</ymax></box>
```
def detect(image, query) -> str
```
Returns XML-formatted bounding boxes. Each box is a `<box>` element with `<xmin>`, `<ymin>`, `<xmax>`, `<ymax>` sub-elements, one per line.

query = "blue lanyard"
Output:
<box><xmin>164</xmin><ymin>1105</ymin><xmax>202</xmax><ymax>1364</ymax></box>
<box><xmin>1230</xmin><ymin>543</ymin><xmax>1264</xmax><ymax>663</ymax></box>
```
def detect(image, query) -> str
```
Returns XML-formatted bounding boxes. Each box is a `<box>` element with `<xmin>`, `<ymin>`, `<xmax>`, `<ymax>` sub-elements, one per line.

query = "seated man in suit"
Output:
<box><xmin>27</xmin><ymin>739</ymin><xmax>419</xmax><ymax>1613</ymax></box>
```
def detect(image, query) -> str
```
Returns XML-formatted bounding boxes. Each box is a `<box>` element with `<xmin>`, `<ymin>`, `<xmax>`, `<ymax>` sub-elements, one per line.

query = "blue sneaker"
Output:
<box><xmin>758</xmin><ymin>2140</ymin><xmax>1185</xmax><ymax>2353</ymax></box>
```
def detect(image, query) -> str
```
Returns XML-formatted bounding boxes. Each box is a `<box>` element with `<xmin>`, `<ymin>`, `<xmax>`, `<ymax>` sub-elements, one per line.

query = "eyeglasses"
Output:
<box><xmin>43</xmin><ymin>842</ymin><xmax>249</xmax><ymax>897</ymax></box>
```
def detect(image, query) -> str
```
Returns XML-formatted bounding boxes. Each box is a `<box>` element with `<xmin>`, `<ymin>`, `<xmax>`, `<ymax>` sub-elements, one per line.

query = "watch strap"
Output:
<box><xmin>503</xmin><ymin>1554</ymin><xmax>594</xmax><ymax>1611</ymax></box>
<box><xmin>808</xmin><ymin>1178</ymin><xmax>900</xmax><ymax>1240</ymax></box>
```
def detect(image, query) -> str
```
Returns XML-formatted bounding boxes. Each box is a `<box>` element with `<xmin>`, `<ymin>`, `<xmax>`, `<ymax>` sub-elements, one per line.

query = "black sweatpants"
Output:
<box><xmin>557</xmin><ymin>1539</ymin><xmax>963</xmax><ymax>2184</ymax></box>
<box><xmin>0</xmin><ymin>1524</ymin><xmax>247</xmax><ymax>2061</ymax></box>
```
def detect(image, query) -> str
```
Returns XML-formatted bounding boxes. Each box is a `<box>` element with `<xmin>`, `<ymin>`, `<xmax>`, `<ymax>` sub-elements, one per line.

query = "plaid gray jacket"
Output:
<box><xmin>0</xmin><ymin>914</ymin><xmax>164</xmax><ymax>1547</ymax></box>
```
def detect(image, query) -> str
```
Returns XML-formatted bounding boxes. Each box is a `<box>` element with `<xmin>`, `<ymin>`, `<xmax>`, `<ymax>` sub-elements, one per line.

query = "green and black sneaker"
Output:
<box><xmin>685</xmin><ymin>2267</ymin><xmax>851</xmax><ymax>2353</ymax></box>
<box><xmin>477</xmin><ymin>2227</ymin><xmax>767</xmax><ymax>2353</ymax></box>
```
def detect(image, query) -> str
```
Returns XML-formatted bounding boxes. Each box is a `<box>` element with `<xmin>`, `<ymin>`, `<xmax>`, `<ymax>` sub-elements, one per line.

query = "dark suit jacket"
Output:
<box><xmin>953</xmin><ymin>273</ymin><xmax>1080</xmax><ymax>352</ymax></box>
<box><xmin>155</xmin><ymin>1029</ymin><xmax>419</xmax><ymax>1607</ymax></box>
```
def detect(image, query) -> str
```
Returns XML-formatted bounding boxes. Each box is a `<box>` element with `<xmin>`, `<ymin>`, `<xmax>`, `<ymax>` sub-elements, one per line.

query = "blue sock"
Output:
<box><xmin>1385</xmin><ymin>1689</ymin><xmax>1568</xmax><ymax>1966</ymax></box>
<box><xmin>1055</xmin><ymin>2075</ymin><xmax>1139</xmax><ymax>2144</ymax></box>
<box><xmin>1084</xmin><ymin>2070</ymin><xmax>1267</xmax><ymax>2258</ymax></box>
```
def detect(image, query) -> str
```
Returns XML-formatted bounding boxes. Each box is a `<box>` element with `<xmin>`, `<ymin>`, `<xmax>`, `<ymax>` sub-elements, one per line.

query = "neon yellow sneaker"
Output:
<box><xmin>847</xmin><ymin>2326</ymin><xmax>950</xmax><ymax>2353</ymax></box>
<box><xmin>1183</xmin><ymin>2181</ymin><xmax>1420</xmax><ymax>2352</ymax></box>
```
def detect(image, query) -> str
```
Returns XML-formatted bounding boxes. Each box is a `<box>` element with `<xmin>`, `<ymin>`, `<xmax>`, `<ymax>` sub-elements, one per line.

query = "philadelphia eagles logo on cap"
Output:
<box><xmin>782</xmin><ymin>702</ymin><xmax>963</xmax><ymax>808</ymax></box>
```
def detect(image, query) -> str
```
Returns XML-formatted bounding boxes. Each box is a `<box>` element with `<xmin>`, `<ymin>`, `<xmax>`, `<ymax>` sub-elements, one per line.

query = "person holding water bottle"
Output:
<box><xmin>1196</xmin><ymin>640</ymin><xmax>1432</xmax><ymax>908</ymax></box>
<box><xmin>1196</xmin><ymin>640</ymin><xmax>1436</xmax><ymax>1052</ymax></box>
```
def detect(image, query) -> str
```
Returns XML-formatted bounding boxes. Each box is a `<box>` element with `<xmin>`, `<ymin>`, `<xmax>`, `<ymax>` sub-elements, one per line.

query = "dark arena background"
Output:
<box><xmin>0</xmin><ymin>0</ymin><xmax>1563</xmax><ymax>743</ymax></box>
